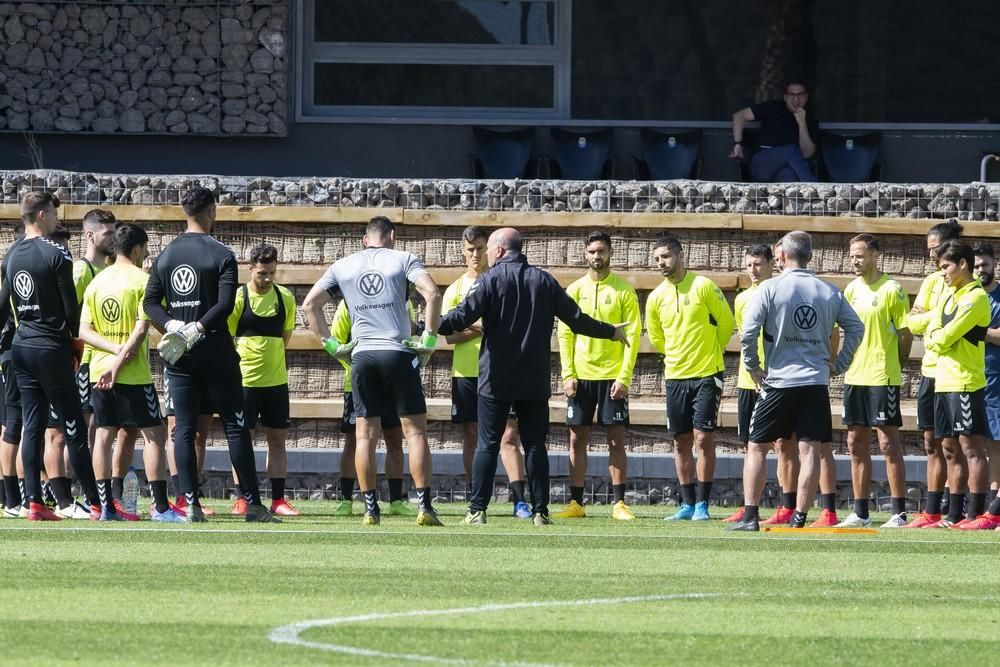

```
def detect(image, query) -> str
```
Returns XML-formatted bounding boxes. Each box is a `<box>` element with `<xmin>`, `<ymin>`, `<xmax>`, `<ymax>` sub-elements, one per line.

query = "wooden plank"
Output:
<box><xmin>742</xmin><ymin>215</ymin><xmax>937</xmax><ymax>236</ymax></box>
<box><xmin>736</xmin><ymin>272</ymin><xmax>923</xmax><ymax>295</ymax></box>
<box><xmin>402</xmin><ymin>209</ymin><xmax>742</xmax><ymax>230</ymax></box>
<box><xmin>57</xmin><ymin>205</ymin><xmax>404</xmax><ymax>224</ymax></box>
<box><xmin>286</xmin><ymin>398</ymin><xmax>920</xmax><ymax>431</ymax></box>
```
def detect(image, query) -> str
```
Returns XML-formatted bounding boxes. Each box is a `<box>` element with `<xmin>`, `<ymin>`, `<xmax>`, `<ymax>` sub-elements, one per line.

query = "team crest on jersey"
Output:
<box><xmin>12</xmin><ymin>271</ymin><xmax>33</xmax><ymax>300</ymax></box>
<box><xmin>358</xmin><ymin>271</ymin><xmax>385</xmax><ymax>298</ymax></box>
<box><xmin>871</xmin><ymin>296</ymin><xmax>879</xmax><ymax>307</ymax></box>
<box><xmin>684</xmin><ymin>296</ymin><xmax>690</xmax><ymax>305</ymax></box>
<box><xmin>170</xmin><ymin>265</ymin><xmax>197</xmax><ymax>295</ymax></box>
<box><xmin>101</xmin><ymin>297</ymin><xmax>122</xmax><ymax>323</ymax></box>
<box><xmin>605</xmin><ymin>294</ymin><xmax>612</xmax><ymax>305</ymax></box>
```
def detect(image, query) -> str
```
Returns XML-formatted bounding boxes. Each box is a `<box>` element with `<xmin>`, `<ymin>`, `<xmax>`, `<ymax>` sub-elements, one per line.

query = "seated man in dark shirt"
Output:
<box><xmin>730</xmin><ymin>81</ymin><xmax>818</xmax><ymax>182</ymax></box>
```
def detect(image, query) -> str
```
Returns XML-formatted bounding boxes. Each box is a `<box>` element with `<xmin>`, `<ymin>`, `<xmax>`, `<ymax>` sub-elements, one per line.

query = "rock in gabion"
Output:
<box><xmin>0</xmin><ymin>169</ymin><xmax>998</xmax><ymax>221</ymax></box>
<box><xmin>0</xmin><ymin>1</ymin><xmax>289</xmax><ymax>136</ymax></box>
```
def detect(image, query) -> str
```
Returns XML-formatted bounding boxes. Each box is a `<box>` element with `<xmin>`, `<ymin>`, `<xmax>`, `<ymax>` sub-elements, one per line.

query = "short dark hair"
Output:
<box><xmin>974</xmin><ymin>242</ymin><xmax>995</xmax><ymax>259</ymax></box>
<box><xmin>937</xmin><ymin>240</ymin><xmax>975</xmax><ymax>271</ymax></box>
<box><xmin>82</xmin><ymin>208</ymin><xmax>116</xmax><ymax>228</ymax></box>
<box><xmin>12</xmin><ymin>222</ymin><xmax>25</xmax><ymax>243</ymax></box>
<box><xmin>746</xmin><ymin>244</ymin><xmax>773</xmax><ymax>262</ymax></box>
<box><xmin>461</xmin><ymin>225</ymin><xmax>488</xmax><ymax>243</ymax></box>
<box><xmin>928</xmin><ymin>219</ymin><xmax>963</xmax><ymax>243</ymax></box>
<box><xmin>181</xmin><ymin>187</ymin><xmax>216</xmax><ymax>217</ymax></box>
<box><xmin>114</xmin><ymin>222</ymin><xmax>148</xmax><ymax>256</ymax></box>
<box><xmin>785</xmin><ymin>80</ymin><xmax>808</xmax><ymax>93</ymax></box>
<box><xmin>250</xmin><ymin>243</ymin><xmax>278</xmax><ymax>265</ymax></box>
<box><xmin>585</xmin><ymin>231</ymin><xmax>612</xmax><ymax>249</ymax></box>
<box><xmin>366</xmin><ymin>216</ymin><xmax>395</xmax><ymax>239</ymax></box>
<box><xmin>20</xmin><ymin>191</ymin><xmax>59</xmax><ymax>223</ymax></box>
<box><xmin>850</xmin><ymin>233</ymin><xmax>880</xmax><ymax>251</ymax></box>
<box><xmin>653</xmin><ymin>235</ymin><xmax>682</xmax><ymax>254</ymax></box>
<box><xmin>48</xmin><ymin>224</ymin><xmax>71</xmax><ymax>243</ymax></box>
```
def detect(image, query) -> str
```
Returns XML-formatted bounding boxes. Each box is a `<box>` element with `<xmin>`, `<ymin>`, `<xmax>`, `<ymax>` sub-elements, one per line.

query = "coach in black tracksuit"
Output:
<box><xmin>4</xmin><ymin>193</ymin><xmax>101</xmax><ymax>517</ymax></box>
<box><xmin>438</xmin><ymin>228</ymin><xmax>625</xmax><ymax>522</ymax></box>
<box><xmin>143</xmin><ymin>187</ymin><xmax>274</xmax><ymax>522</ymax></box>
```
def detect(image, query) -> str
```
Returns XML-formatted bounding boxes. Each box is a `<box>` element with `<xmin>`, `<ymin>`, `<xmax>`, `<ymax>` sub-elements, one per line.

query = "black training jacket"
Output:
<box><xmin>438</xmin><ymin>252</ymin><xmax>615</xmax><ymax>401</ymax></box>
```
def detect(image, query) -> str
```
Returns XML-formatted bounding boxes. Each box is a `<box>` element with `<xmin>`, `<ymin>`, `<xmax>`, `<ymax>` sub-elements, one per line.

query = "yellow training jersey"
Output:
<box><xmin>926</xmin><ymin>279</ymin><xmax>990</xmax><ymax>393</ymax></box>
<box><xmin>332</xmin><ymin>300</ymin><xmax>354</xmax><ymax>393</ymax></box>
<box><xmin>557</xmin><ymin>272</ymin><xmax>641</xmax><ymax>385</ymax></box>
<box><xmin>74</xmin><ymin>257</ymin><xmax>104</xmax><ymax>364</ymax></box>
<box><xmin>645</xmin><ymin>271</ymin><xmax>734</xmax><ymax>380</ymax></box>
<box><xmin>844</xmin><ymin>273</ymin><xmax>909</xmax><ymax>386</ymax></box>
<box><xmin>734</xmin><ymin>282</ymin><xmax>764</xmax><ymax>391</ymax></box>
<box><xmin>80</xmin><ymin>263</ymin><xmax>152</xmax><ymax>386</ymax></box>
<box><xmin>906</xmin><ymin>271</ymin><xmax>949</xmax><ymax>378</ymax></box>
<box><xmin>443</xmin><ymin>273</ymin><xmax>481</xmax><ymax>379</ymax></box>
<box><xmin>227</xmin><ymin>284</ymin><xmax>296</xmax><ymax>388</ymax></box>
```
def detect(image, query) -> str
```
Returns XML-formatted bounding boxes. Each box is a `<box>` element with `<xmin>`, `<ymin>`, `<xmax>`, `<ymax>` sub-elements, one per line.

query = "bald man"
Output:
<box><xmin>439</xmin><ymin>228</ymin><xmax>629</xmax><ymax>525</ymax></box>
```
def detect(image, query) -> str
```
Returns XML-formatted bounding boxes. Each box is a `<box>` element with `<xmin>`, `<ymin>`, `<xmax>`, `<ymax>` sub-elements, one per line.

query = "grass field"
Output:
<box><xmin>1</xmin><ymin>500</ymin><xmax>997</xmax><ymax>666</ymax></box>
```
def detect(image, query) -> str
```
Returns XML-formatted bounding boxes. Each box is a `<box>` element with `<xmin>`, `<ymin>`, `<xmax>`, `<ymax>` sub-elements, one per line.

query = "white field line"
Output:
<box><xmin>267</xmin><ymin>593</ymin><xmax>721</xmax><ymax>666</ymax></box>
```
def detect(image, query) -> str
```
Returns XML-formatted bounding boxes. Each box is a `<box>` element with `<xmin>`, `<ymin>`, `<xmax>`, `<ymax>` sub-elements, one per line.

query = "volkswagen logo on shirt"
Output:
<box><xmin>13</xmin><ymin>271</ymin><xmax>34</xmax><ymax>300</ymax></box>
<box><xmin>358</xmin><ymin>271</ymin><xmax>386</xmax><ymax>298</ymax></box>
<box><xmin>101</xmin><ymin>297</ymin><xmax>122</xmax><ymax>323</ymax></box>
<box><xmin>792</xmin><ymin>303</ymin><xmax>818</xmax><ymax>330</ymax></box>
<box><xmin>171</xmin><ymin>265</ymin><xmax>197</xmax><ymax>295</ymax></box>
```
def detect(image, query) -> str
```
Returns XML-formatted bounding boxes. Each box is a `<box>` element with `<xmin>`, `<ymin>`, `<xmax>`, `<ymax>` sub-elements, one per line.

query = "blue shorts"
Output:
<box><xmin>985</xmin><ymin>377</ymin><xmax>1000</xmax><ymax>440</ymax></box>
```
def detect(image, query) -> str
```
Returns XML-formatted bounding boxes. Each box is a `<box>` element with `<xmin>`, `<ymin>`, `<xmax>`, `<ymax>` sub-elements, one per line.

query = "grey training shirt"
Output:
<box><xmin>741</xmin><ymin>268</ymin><xmax>864</xmax><ymax>388</ymax></box>
<box><xmin>316</xmin><ymin>247</ymin><xmax>428</xmax><ymax>353</ymax></box>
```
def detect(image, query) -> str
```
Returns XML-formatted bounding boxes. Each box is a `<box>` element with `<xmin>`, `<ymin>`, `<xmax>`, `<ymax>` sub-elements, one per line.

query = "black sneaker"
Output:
<box><xmin>788</xmin><ymin>511</ymin><xmax>807</xmax><ymax>528</ymax></box>
<box><xmin>726</xmin><ymin>518</ymin><xmax>759</xmax><ymax>532</ymax></box>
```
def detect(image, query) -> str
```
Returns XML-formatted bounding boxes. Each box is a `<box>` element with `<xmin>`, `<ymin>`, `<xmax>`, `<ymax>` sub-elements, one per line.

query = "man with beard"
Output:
<box><xmin>973</xmin><ymin>244</ymin><xmax>1000</xmax><ymax>502</ymax></box>
<box><xmin>554</xmin><ymin>231</ymin><xmax>641</xmax><ymax>521</ymax></box>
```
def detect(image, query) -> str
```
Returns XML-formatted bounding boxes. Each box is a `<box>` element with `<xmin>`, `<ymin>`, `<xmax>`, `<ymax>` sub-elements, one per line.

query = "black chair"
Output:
<box><xmin>632</xmin><ymin>128</ymin><xmax>702</xmax><ymax>180</ymax></box>
<box><xmin>469</xmin><ymin>126</ymin><xmax>538</xmax><ymax>179</ymax></box>
<box><xmin>820</xmin><ymin>130</ymin><xmax>882</xmax><ymax>182</ymax></box>
<box><xmin>546</xmin><ymin>127</ymin><xmax>615</xmax><ymax>180</ymax></box>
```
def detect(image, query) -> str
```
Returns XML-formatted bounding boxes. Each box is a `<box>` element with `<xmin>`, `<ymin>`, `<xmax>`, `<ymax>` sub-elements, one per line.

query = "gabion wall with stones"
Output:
<box><xmin>0</xmin><ymin>2</ymin><xmax>289</xmax><ymax>136</ymax></box>
<box><xmin>2</xmin><ymin>171</ymin><xmax>1000</xmax><ymax>219</ymax></box>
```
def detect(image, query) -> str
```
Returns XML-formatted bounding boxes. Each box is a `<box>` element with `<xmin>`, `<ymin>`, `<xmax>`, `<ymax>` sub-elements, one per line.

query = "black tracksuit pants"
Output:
<box><xmin>12</xmin><ymin>343</ymin><xmax>98</xmax><ymax>506</ymax></box>
<box><xmin>471</xmin><ymin>395</ymin><xmax>550</xmax><ymax>515</ymax></box>
<box><xmin>166</xmin><ymin>337</ymin><xmax>261</xmax><ymax>504</ymax></box>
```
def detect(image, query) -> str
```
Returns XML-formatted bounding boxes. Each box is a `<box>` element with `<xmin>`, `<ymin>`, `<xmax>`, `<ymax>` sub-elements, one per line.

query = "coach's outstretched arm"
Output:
<box><xmin>199</xmin><ymin>253</ymin><xmax>238</xmax><ymax>333</ymax></box>
<box><xmin>552</xmin><ymin>278</ymin><xmax>627</xmax><ymax>343</ymax></box>
<box><xmin>438</xmin><ymin>276</ymin><xmax>488</xmax><ymax>335</ymax></box>
<box><xmin>143</xmin><ymin>265</ymin><xmax>169</xmax><ymax>332</ymax></box>
<box><xmin>413</xmin><ymin>273</ymin><xmax>441</xmax><ymax>335</ymax></box>
<box><xmin>832</xmin><ymin>295</ymin><xmax>864</xmax><ymax>375</ymax></box>
<box><xmin>302</xmin><ymin>278</ymin><xmax>335</xmax><ymax>342</ymax></box>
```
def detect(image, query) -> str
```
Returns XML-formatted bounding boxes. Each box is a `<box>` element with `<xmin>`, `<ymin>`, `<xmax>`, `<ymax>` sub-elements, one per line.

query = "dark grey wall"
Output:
<box><xmin>1</xmin><ymin>124</ymin><xmax>999</xmax><ymax>182</ymax></box>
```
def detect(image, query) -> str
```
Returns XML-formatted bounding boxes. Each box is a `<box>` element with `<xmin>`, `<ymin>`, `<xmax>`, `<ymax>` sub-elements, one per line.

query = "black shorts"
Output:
<box><xmin>934</xmin><ymin>390</ymin><xmax>988</xmax><ymax>438</ymax></box>
<box><xmin>737</xmin><ymin>387</ymin><xmax>757</xmax><ymax>444</ymax></box>
<box><xmin>664</xmin><ymin>373</ymin><xmax>723</xmax><ymax>435</ymax></box>
<box><xmin>340</xmin><ymin>391</ymin><xmax>402</xmax><ymax>434</ymax></box>
<box><xmin>843</xmin><ymin>385</ymin><xmax>902</xmax><ymax>428</ymax></box>
<box><xmin>451</xmin><ymin>377</ymin><xmax>478</xmax><ymax>424</ymax></box>
<box><xmin>163</xmin><ymin>372</ymin><xmax>216</xmax><ymax>418</ymax></box>
<box><xmin>350</xmin><ymin>350</ymin><xmax>426</xmax><ymax>420</ymax></box>
<box><xmin>244</xmin><ymin>384</ymin><xmax>291</xmax><ymax>430</ymax></box>
<box><xmin>91</xmin><ymin>383</ymin><xmax>164</xmax><ymax>428</ymax></box>
<box><xmin>917</xmin><ymin>375</ymin><xmax>935</xmax><ymax>431</ymax></box>
<box><xmin>748</xmin><ymin>383</ymin><xmax>832</xmax><ymax>444</ymax></box>
<box><xmin>566</xmin><ymin>379</ymin><xmax>629</xmax><ymax>427</ymax></box>
<box><xmin>76</xmin><ymin>363</ymin><xmax>92</xmax><ymax>414</ymax></box>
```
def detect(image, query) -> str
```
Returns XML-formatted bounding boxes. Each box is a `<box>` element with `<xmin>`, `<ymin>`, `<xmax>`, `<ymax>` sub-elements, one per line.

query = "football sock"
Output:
<box><xmin>150</xmin><ymin>481</ymin><xmax>169</xmax><ymax>514</ymax></box>
<box><xmin>388</xmin><ymin>478</ymin><xmax>403</xmax><ymax>503</ymax></box>
<box><xmin>509</xmin><ymin>480</ymin><xmax>526</xmax><ymax>504</ymax></box>
<box><xmin>339</xmin><ymin>476</ymin><xmax>355</xmax><ymax>501</ymax></box>
<box><xmin>821</xmin><ymin>493</ymin><xmax>836</xmax><ymax>512</ymax></box>
<box><xmin>853</xmin><ymin>498</ymin><xmax>869</xmax><ymax>519</ymax></box>
<box><xmin>613</xmin><ymin>483</ymin><xmax>626</xmax><ymax>503</ymax></box>
<box><xmin>696</xmin><ymin>481</ymin><xmax>713</xmax><ymax>504</ymax></box>
<box><xmin>271</xmin><ymin>478</ymin><xmax>285</xmax><ymax>501</ymax></box>
<box><xmin>680</xmin><ymin>483</ymin><xmax>696</xmax><ymax>506</ymax></box>
<box><xmin>926</xmin><ymin>490</ymin><xmax>943</xmax><ymax>515</ymax></box>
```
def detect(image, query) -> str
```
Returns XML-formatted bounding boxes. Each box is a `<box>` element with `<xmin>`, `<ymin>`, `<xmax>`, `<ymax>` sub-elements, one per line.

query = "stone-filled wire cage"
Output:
<box><xmin>4</xmin><ymin>171</ymin><xmax>1000</xmax><ymax>220</ymax></box>
<box><xmin>0</xmin><ymin>0</ymin><xmax>289</xmax><ymax>136</ymax></box>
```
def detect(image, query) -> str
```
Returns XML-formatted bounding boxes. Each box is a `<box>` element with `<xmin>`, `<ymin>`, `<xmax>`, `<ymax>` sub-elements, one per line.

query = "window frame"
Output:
<box><xmin>296</xmin><ymin>0</ymin><xmax>572</xmax><ymax>123</ymax></box>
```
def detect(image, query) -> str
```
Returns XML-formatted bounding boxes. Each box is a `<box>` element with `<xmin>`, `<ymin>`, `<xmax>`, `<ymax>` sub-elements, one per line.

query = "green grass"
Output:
<box><xmin>1</xmin><ymin>501</ymin><xmax>997</xmax><ymax>666</ymax></box>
